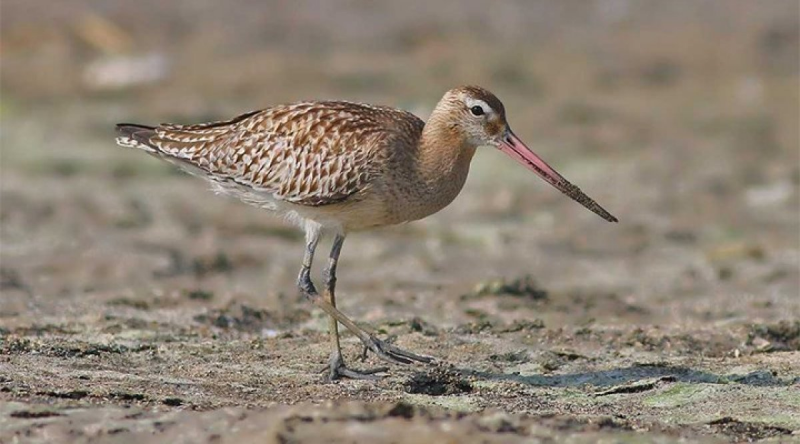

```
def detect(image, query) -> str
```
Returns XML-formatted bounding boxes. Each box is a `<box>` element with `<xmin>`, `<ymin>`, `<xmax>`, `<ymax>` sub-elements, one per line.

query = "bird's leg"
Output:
<box><xmin>322</xmin><ymin>234</ymin><xmax>388</xmax><ymax>380</ymax></box>
<box><xmin>297</xmin><ymin>227</ymin><xmax>433</xmax><ymax>368</ymax></box>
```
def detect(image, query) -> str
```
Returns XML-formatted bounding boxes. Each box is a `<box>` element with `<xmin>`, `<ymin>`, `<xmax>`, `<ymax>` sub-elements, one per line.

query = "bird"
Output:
<box><xmin>115</xmin><ymin>85</ymin><xmax>617</xmax><ymax>380</ymax></box>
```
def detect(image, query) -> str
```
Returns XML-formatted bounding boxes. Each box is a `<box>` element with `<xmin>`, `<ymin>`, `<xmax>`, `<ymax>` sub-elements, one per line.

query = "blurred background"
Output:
<box><xmin>1</xmin><ymin>3</ymin><xmax>800</xmax><ymax>436</ymax></box>
<box><xmin>1</xmin><ymin>0</ymin><xmax>798</xmax><ymax>328</ymax></box>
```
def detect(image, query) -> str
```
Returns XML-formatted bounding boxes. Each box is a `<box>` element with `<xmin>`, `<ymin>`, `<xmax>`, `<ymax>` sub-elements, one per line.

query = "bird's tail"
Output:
<box><xmin>115</xmin><ymin>123</ymin><xmax>158</xmax><ymax>153</ymax></box>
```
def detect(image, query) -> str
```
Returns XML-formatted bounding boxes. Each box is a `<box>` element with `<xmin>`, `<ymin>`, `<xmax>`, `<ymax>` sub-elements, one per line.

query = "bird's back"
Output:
<box><xmin>116</xmin><ymin>101</ymin><xmax>425</xmax><ymax>208</ymax></box>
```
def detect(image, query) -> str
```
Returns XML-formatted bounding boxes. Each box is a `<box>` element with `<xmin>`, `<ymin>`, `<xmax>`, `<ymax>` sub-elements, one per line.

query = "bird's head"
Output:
<box><xmin>433</xmin><ymin>85</ymin><xmax>618</xmax><ymax>223</ymax></box>
<box><xmin>437</xmin><ymin>85</ymin><xmax>509</xmax><ymax>148</ymax></box>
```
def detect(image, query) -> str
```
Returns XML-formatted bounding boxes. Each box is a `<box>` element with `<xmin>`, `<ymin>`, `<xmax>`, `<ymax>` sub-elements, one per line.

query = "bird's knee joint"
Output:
<box><xmin>297</xmin><ymin>266</ymin><xmax>317</xmax><ymax>296</ymax></box>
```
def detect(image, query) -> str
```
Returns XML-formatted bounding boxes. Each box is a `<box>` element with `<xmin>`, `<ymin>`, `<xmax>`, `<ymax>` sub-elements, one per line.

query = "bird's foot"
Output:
<box><xmin>325</xmin><ymin>352</ymin><xmax>388</xmax><ymax>381</ymax></box>
<box><xmin>358</xmin><ymin>334</ymin><xmax>433</xmax><ymax>365</ymax></box>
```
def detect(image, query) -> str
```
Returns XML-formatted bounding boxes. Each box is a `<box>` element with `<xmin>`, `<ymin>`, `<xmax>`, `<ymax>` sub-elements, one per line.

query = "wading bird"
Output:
<box><xmin>116</xmin><ymin>85</ymin><xmax>617</xmax><ymax>380</ymax></box>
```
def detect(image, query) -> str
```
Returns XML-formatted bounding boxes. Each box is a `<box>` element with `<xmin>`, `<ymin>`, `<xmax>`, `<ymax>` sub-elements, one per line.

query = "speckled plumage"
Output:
<box><xmin>117</xmin><ymin>99</ymin><xmax>459</xmax><ymax>231</ymax></box>
<box><xmin>181</xmin><ymin>103</ymin><xmax>420</xmax><ymax>200</ymax></box>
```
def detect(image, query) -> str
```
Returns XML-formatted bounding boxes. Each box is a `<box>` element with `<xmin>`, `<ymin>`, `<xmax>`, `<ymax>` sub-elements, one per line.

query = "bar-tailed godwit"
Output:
<box><xmin>116</xmin><ymin>85</ymin><xmax>617</xmax><ymax>380</ymax></box>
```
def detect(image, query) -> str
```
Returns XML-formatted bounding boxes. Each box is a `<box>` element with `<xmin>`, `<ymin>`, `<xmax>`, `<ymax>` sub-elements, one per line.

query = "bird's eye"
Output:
<box><xmin>470</xmin><ymin>105</ymin><xmax>485</xmax><ymax>117</ymax></box>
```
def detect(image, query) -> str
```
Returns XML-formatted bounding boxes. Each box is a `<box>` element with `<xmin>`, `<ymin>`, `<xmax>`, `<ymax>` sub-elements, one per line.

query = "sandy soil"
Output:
<box><xmin>1</xmin><ymin>1</ymin><xmax>799</xmax><ymax>442</ymax></box>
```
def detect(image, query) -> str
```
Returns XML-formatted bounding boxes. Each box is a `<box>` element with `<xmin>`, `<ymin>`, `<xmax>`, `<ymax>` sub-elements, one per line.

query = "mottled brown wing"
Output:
<box><xmin>146</xmin><ymin>101</ymin><xmax>424</xmax><ymax>206</ymax></box>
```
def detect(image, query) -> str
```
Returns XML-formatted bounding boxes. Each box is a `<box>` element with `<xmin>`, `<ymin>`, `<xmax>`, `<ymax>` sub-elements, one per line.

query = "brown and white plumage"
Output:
<box><xmin>115</xmin><ymin>85</ymin><xmax>617</xmax><ymax>380</ymax></box>
<box><xmin>118</xmin><ymin>100</ymin><xmax>441</xmax><ymax>230</ymax></box>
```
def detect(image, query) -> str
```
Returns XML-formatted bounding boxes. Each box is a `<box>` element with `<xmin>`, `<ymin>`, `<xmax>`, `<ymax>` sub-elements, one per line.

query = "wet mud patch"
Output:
<box><xmin>726</xmin><ymin>370</ymin><xmax>787</xmax><ymax>386</ymax></box>
<box><xmin>9</xmin><ymin>410</ymin><xmax>62</xmax><ymax>419</ymax></box>
<box><xmin>404</xmin><ymin>368</ymin><xmax>473</xmax><ymax>396</ymax></box>
<box><xmin>108</xmin><ymin>392</ymin><xmax>147</xmax><ymax>402</ymax></box>
<box><xmin>38</xmin><ymin>390</ymin><xmax>90</xmax><ymax>400</ymax></box>
<box><xmin>706</xmin><ymin>417</ymin><xmax>792</xmax><ymax>441</ymax></box>
<box><xmin>162</xmin><ymin>397</ymin><xmax>184</xmax><ymax>406</ymax></box>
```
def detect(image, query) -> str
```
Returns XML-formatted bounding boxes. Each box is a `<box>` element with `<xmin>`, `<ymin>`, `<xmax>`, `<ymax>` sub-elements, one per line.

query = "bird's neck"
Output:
<box><xmin>395</xmin><ymin>113</ymin><xmax>476</xmax><ymax>220</ymax></box>
<box><xmin>417</xmin><ymin>114</ymin><xmax>476</xmax><ymax>182</ymax></box>
<box><xmin>378</xmin><ymin>113</ymin><xmax>476</xmax><ymax>224</ymax></box>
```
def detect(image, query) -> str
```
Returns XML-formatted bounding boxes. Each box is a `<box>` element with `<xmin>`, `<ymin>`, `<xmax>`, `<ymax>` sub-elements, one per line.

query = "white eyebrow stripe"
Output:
<box><xmin>465</xmin><ymin>98</ymin><xmax>492</xmax><ymax>114</ymax></box>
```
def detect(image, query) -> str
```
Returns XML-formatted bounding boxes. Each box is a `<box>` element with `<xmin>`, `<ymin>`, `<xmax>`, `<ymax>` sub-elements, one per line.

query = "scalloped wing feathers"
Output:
<box><xmin>117</xmin><ymin>101</ymin><xmax>424</xmax><ymax>207</ymax></box>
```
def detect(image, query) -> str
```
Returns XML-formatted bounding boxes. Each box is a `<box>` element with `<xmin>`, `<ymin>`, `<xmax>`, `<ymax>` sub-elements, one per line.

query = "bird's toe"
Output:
<box><xmin>326</xmin><ymin>353</ymin><xmax>388</xmax><ymax>381</ymax></box>
<box><xmin>364</xmin><ymin>335</ymin><xmax>432</xmax><ymax>365</ymax></box>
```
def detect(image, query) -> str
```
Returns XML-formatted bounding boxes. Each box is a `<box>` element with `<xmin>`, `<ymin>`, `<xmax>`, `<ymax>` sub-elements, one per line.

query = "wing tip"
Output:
<box><xmin>115</xmin><ymin>123</ymin><xmax>157</xmax><ymax>151</ymax></box>
<box><xmin>116</xmin><ymin>123</ymin><xmax>154</xmax><ymax>136</ymax></box>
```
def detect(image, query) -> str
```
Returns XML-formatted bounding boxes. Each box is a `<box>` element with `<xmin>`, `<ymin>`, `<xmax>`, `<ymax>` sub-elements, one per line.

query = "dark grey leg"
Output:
<box><xmin>296</xmin><ymin>226</ymin><xmax>433</xmax><ymax>370</ymax></box>
<box><xmin>323</xmin><ymin>234</ymin><xmax>389</xmax><ymax>380</ymax></box>
<box><xmin>323</xmin><ymin>233</ymin><xmax>345</xmax><ymax>363</ymax></box>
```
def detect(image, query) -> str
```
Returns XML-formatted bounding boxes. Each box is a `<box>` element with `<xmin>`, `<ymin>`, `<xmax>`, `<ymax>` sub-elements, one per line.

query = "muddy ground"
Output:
<box><xmin>1</xmin><ymin>1</ymin><xmax>799</xmax><ymax>442</ymax></box>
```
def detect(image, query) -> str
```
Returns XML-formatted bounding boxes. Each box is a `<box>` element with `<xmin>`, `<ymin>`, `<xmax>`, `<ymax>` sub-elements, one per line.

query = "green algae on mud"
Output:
<box><xmin>643</xmin><ymin>383</ymin><xmax>712</xmax><ymax>408</ymax></box>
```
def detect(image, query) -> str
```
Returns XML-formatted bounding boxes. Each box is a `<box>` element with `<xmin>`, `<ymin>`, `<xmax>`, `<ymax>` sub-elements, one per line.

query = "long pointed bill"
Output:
<box><xmin>500</xmin><ymin>130</ymin><xmax>618</xmax><ymax>223</ymax></box>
